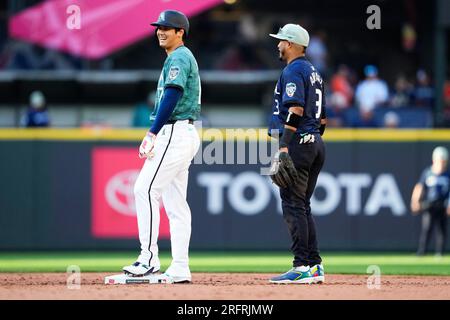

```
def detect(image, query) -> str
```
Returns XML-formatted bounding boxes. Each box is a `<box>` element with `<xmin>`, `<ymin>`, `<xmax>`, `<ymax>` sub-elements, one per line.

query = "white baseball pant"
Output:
<box><xmin>133</xmin><ymin>120</ymin><xmax>200</xmax><ymax>278</ymax></box>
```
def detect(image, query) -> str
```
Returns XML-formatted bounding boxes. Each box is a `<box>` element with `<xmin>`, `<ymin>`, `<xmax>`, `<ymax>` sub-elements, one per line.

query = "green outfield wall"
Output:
<box><xmin>0</xmin><ymin>128</ymin><xmax>449</xmax><ymax>251</ymax></box>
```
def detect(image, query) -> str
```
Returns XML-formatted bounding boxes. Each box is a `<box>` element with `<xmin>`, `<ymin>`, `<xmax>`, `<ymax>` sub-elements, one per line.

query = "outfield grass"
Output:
<box><xmin>0</xmin><ymin>251</ymin><xmax>449</xmax><ymax>275</ymax></box>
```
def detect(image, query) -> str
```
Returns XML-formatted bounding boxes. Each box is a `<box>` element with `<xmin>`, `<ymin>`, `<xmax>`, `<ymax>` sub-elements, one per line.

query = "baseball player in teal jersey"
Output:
<box><xmin>123</xmin><ymin>10</ymin><xmax>201</xmax><ymax>284</ymax></box>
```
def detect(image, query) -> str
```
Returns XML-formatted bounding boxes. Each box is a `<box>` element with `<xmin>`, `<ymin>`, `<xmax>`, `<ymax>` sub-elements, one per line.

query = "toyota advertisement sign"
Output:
<box><xmin>0</xmin><ymin>139</ymin><xmax>448</xmax><ymax>250</ymax></box>
<box><xmin>84</xmin><ymin>141</ymin><xmax>447</xmax><ymax>251</ymax></box>
<box><xmin>91</xmin><ymin>147</ymin><xmax>170</xmax><ymax>239</ymax></box>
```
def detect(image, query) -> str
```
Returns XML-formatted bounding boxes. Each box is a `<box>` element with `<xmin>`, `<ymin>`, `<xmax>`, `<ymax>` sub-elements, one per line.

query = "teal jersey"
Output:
<box><xmin>150</xmin><ymin>46</ymin><xmax>201</xmax><ymax>124</ymax></box>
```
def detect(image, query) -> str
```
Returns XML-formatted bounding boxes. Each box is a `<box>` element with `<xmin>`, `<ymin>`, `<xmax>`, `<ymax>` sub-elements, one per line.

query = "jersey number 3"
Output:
<box><xmin>315</xmin><ymin>88</ymin><xmax>322</xmax><ymax>119</ymax></box>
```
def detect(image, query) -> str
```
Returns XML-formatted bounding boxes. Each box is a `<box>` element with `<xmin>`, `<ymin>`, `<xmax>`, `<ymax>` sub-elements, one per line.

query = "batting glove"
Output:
<box><xmin>139</xmin><ymin>132</ymin><xmax>156</xmax><ymax>159</ymax></box>
<box><xmin>299</xmin><ymin>133</ymin><xmax>315</xmax><ymax>144</ymax></box>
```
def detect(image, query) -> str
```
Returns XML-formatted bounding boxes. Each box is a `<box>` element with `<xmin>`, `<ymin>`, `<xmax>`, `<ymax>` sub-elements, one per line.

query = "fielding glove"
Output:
<box><xmin>269</xmin><ymin>151</ymin><xmax>300</xmax><ymax>189</ymax></box>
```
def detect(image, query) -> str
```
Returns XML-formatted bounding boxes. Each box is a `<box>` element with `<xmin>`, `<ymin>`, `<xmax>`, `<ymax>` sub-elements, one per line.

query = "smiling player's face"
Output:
<box><xmin>156</xmin><ymin>26</ymin><xmax>183</xmax><ymax>52</ymax></box>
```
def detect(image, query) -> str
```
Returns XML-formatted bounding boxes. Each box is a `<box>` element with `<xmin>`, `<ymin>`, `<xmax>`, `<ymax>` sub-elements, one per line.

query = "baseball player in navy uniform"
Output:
<box><xmin>122</xmin><ymin>10</ymin><xmax>201</xmax><ymax>283</ymax></box>
<box><xmin>267</xmin><ymin>24</ymin><xmax>326</xmax><ymax>284</ymax></box>
<box><xmin>411</xmin><ymin>146</ymin><xmax>450</xmax><ymax>257</ymax></box>
<box><xmin>22</xmin><ymin>91</ymin><xmax>50</xmax><ymax>127</ymax></box>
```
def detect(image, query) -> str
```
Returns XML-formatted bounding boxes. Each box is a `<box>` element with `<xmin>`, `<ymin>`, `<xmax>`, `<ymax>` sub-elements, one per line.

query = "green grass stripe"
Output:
<box><xmin>0</xmin><ymin>251</ymin><xmax>449</xmax><ymax>275</ymax></box>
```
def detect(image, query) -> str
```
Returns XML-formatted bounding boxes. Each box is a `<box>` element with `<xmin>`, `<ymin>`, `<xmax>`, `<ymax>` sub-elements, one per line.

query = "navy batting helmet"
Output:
<box><xmin>151</xmin><ymin>10</ymin><xmax>189</xmax><ymax>36</ymax></box>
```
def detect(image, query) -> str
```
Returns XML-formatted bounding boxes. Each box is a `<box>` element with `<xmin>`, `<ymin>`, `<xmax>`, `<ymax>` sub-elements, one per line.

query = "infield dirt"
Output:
<box><xmin>1</xmin><ymin>273</ymin><xmax>449</xmax><ymax>300</ymax></box>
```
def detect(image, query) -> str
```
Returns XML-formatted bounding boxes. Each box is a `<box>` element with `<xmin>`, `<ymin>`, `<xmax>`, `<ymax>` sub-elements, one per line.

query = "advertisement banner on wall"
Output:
<box><xmin>91</xmin><ymin>147</ymin><xmax>170</xmax><ymax>239</ymax></box>
<box><xmin>3</xmin><ymin>138</ymin><xmax>447</xmax><ymax>250</ymax></box>
<box><xmin>86</xmin><ymin>142</ymin><xmax>430</xmax><ymax>250</ymax></box>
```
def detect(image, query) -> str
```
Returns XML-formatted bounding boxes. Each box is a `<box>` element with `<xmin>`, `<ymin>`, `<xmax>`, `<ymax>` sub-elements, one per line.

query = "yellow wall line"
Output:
<box><xmin>0</xmin><ymin>128</ymin><xmax>449</xmax><ymax>142</ymax></box>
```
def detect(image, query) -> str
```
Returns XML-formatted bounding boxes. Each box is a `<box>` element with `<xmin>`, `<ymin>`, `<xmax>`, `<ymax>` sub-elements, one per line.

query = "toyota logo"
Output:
<box><xmin>105</xmin><ymin>170</ymin><xmax>139</xmax><ymax>216</ymax></box>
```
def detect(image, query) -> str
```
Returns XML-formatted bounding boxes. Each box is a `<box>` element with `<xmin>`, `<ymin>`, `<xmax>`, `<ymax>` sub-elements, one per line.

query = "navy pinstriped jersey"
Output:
<box><xmin>268</xmin><ymin>56</ymin><xmax>325</xmax><ymax>136</ymax></box>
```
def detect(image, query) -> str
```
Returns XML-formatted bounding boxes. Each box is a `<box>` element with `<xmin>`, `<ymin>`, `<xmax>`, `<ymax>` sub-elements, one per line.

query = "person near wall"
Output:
<box><xmin>21</xmin><ymin>90</ymin><xmax>50</xmax><ymax>127</ymax></box>
<box><xmin>132</xmin><ymin>91</ymin><xmax>155</xmax><ymax>128</ymax></box>
<box><xmin>410</xmin><ymin>146</ymin><xmax>450</xmax><ymax>257</ymax></box>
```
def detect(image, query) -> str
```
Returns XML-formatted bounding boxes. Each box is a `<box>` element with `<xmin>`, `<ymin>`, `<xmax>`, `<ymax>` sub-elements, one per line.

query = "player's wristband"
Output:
<box><xmin>285</xmin><ymin>111</ymin><xmax>301</xmax><ymax>128</ymax></box>
<box><xmin>320</xmin><ymin>124</ymin><xmax>326</xmax><ymax>136</ymax></box>
<box><xmin>279</xmin><ymin>129</ymin><xmax>295</xmax><ymax>148</ymax></box>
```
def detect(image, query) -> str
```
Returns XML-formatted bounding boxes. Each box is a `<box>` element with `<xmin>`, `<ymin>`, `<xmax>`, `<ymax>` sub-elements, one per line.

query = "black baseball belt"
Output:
<box><xmin>167</xmin><ymin>119</ymin><xmax>194</xmax><ymax>124</ymax></box>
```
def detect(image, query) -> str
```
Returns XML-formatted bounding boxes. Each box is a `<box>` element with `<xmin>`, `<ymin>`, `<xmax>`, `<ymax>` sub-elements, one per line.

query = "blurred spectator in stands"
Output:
<box><xmin>389</xmin><ymin>75</ymin><xmax>413</xmax><ymax>108</ymax></box>
<box><xmin>444</xmin><ymin>80</ymin><xmax>450</xmax><ymax>106</ymax></box>
<box><xmin>329</xmin><ymin>64</ymin><xmax>354</xmax><ymax>111</ymax></box>
<box><xmin>239</xmin><ymin>14</ymin><xmax>258</xmax><ymax>44</ymax></box>
<box><xmin>354</xmin><ymin>65</ymin><xmax>389</xmax><ymax>127</ymax></box>
<box><xmin>214</xmin><ymin>12</ymin><xmax>267</xmax><ymax>71</ymax></box>
<box><xmin>383</xmin><ymin>111</ymin><xmax>400</xmax><ymax>128</ymax></box>
<box><xmin>21</xmin><ymin>91</ymin><xmax>50</xmax><ymax>127</ymax></box>
<box><xmin>215</xmin><ymin>44</ymin><xmax>247</xmax><ymax>70</ymax></box>
<box><xmin>402</xmin><ymin>23</ymin><xmax>417</xmax><ymax>53</ymax></box>
<box><xmin>306</xmin><ymin>30</ymin><xmax>328</xmax><ymax>76</ymax></box>
<box><xmin>132</xmin><ymin>91</ymin><xmax>154</xmax><ymax>127</ymax></box>
<box><xmin>412</xmin><ymin>69</ymin><xmax>434</xmax><ymax>108</ymax></box>
<box><xmin>324</xmin><ymin>107</ymin><xmax>343</xmax><ymax>127</ymax></box>
<box><xmin>326</xmin><ymin>66</ymin><xmax>355</xmax><ymax>127</ymax></box>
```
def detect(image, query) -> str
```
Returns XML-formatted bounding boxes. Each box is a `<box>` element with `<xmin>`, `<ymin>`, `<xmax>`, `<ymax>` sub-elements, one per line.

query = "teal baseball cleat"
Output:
<box><xmin>269</xmin><ymin>267</ymin><xmax>314</xmax><ymax>284</ymax></box>
<box><xmin>310</xmin><ymin>264</ymin><xmax>325</xmax><ymax>284</ymax></box>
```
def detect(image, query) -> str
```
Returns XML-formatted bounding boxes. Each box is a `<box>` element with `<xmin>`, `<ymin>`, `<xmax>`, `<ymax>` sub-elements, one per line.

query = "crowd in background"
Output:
<box><xmin>2</xmin><ymin>2</ymin><xmax>450</xmax><ymax>129</ymax></box>
<box><xmin>325</xmin><ymin>65</ymin><xmax>439</xmax><ymax>128</ymax></box>
<box><xmin>16</xmin><ymin>61</ymin><xmax>450</xmax><ymax>129</ymax></box>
